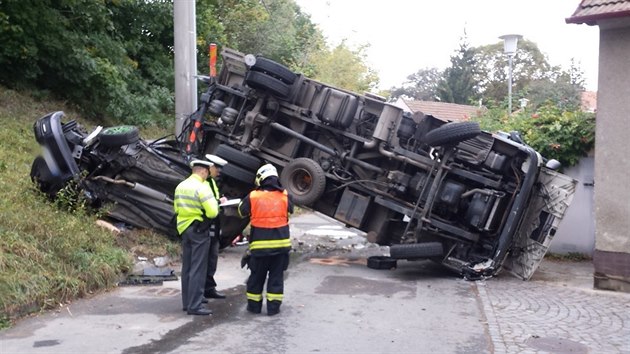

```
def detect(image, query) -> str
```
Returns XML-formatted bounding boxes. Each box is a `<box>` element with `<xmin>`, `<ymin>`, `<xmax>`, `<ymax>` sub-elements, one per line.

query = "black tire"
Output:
<box><xmin>222</xmin><ymin>163</ymin><xmax>256</xmax><ymax>184</ymax></box>
<box><xmin>251</xmin><ymin>57</ymin><xmax>297</xmax><ymax>84</ymax></box>
<box><xmin>245</xmin><ymin>71</ymin><xmax>291</xmax><ymax>98</ymax></box>
<box><xmin>423</xmin><ymin>121</ymin><xmax>481</xmax><ymax>147</ymax></box>
<box><xmin>280</xmin><ymin>158</ymin><xmax>326</xmax><ymax>206</ymax></box>
<box><xmin>367</xmin><ymin>256</ymin><xmax>397</xmax><ymax>270</ymax></box>
<box><xmin>215</xmin><ymin>144</ymin><xmax>261</xmax><ymax>171</ymax></box>
<box><xmin>99</xmin><ymin>125</ymin><xmax>140</xmax><ymax>147</ymax></box>
<box><xmin>30</xmin><ymin>156</ymin><xmax>65</xmax><ymax>196</ymax></box>
<box><xmin>389</xmin><ymin>242</ymin><xmax>444</xmax><ymax>259</ymax></box>
<box><xmin>218</xmin><ymin>214</ymin><xmax>250</xmax><ymax>249</ymax></box>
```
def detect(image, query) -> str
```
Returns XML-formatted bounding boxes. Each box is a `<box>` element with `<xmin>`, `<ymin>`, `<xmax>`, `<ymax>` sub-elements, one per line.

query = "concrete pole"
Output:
<box><xmin>174</xmin><ymin>0</ymin><xmax>197</xmax><ymax>137</ymax></box>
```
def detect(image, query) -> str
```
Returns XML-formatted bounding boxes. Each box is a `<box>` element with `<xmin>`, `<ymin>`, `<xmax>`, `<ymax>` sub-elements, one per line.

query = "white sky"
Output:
<box><xmin>294</xmin><ymin>0</ymin><xmax>599</xmax><ymax>91</ymax></box>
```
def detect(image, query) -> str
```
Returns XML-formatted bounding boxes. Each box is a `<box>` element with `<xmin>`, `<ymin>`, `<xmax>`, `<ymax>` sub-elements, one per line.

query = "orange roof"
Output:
<box><xmin>566</xmin><ymin>0</ymin><xmax>630</xmax><ymax>25</ymax></box>
<box><xmin>581</xmin><ymin>91</ymin><xmax>598</xmax><ymax>112</ymax></box>
<box><xmin>402</xmin><ymin>100</ymin><xmax>485</xmax><ymax>122</ymax></box>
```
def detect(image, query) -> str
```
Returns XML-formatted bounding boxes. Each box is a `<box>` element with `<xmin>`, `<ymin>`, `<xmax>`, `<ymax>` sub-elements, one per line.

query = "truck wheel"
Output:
<box><xmin>389</xmin><ymin>242</ymin><xmax>444</xmax><ymax>259</ymax></box>
<box><xmin>215</xmin><ymin>144</ymin><xmax>261</xmax><ymax>171</ymax></box>
<box><xmin>280</xmin><ymin>158</ymin><xmax>326</xmax><ymax>206</ymax></box>
<box><xmin>251</xmin><ymin>57</ymin><xmax>297</xmax><ymax>84</ymax></box>
<box><xmin>245</xmin><ymin>71</ymin><xmax>291</xmax><ymax>98</ymax></box>
<box><xmin>367</xmin><ymin>256</ymin><xmax>397</xmax><ymax>270</ymax></box>
<box><xmin>99</xmin><ymin>125</ymin><xmax>140</xmax><ymax>147</ymax></box>
<box><xmin>423</xmin><ymin>121</ymin><xmax>480</xmax><ymax>147</ymax></box>
<box><xmin>222</xmin><ymin>164</ymin><xmax>256</xmax><ymax>184</ymax></box>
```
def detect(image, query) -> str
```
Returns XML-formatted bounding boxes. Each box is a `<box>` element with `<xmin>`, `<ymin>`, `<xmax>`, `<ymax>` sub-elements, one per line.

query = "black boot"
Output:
<box><xmin>246</xmin><ymin>300</ymin><xmax>262</xmax><ymax>314</ymax></box>
<box><xmin>267</xmin><ymin>300</ymin><xmax>281</xmax><ymax>316</ymax></box>
<box><xmin>204</xmin><ymin>288</ymin><xmax>226</xmax><ymax>299</ymax></box>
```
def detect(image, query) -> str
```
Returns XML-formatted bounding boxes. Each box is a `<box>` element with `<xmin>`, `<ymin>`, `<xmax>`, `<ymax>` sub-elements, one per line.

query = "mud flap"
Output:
<box><xmin>503</xmin><ymin>168</ymin><xmax>577</xmax><ymax>280</ymax></box>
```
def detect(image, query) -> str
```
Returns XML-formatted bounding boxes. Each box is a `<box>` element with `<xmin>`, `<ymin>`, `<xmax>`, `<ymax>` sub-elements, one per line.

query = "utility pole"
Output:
<box><xmin>174</xmin><ymin>0</ymin><xmax>197</xmax><ymax>137</ymax></box>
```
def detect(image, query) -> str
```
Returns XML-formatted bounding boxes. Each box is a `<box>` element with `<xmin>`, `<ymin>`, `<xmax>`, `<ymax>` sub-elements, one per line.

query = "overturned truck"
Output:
<box><xmin>31</xmin><ymin>48</ymin><xmax>577</xmax><ymax>280</ymax></box>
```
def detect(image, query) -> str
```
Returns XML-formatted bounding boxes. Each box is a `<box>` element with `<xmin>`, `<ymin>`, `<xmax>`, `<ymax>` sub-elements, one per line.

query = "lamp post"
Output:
<box><xmin>499</xmin><ymin>34</ymin><xmax>522</xmax><ymax>114</ymax></box>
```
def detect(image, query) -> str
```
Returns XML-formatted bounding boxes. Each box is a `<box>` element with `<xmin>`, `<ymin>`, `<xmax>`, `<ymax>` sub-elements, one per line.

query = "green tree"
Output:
<box><xmin>0</xmin><ymin>0</ymin><xmax>328</xmax><ymax>126</ymax></box>
<box><xmin>474</xmin><ymin>39</ymin><xmax>553</xmax><ymax>106</ymax></box>
<box><xmin>389</xmin><ymin>68</ymin><xmax>442</xmax><ymax>101</ymax></box>
<box><xmin>522</xmin><ymin>77</ymin><xmax>581</xmax><ymax>112</ymax></box>
<box><xmin>0</xmin><ymin>0</ymin><xmax>174</xmax><ymax>125</ymax></box>
<box><xmin>437</xmin><ymin>38</ymin><xmax>479</xmax><ymax>104</ymax></box>
<box><xmin>207</xmin><ymin>0</ymin><xmax>323</xmax><ymax>71</ymax></box>
<box><xmin>308</xmin><ymin>41</ymin><xmax>379</xmax><ymax>93</ymax></box>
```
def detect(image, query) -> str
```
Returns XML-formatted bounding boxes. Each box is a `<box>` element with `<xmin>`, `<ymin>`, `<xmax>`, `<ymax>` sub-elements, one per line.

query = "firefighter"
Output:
<box><xmin>203</xmin><ymin>154</ymin><xmax>228</xmax><ymax>300</ymax></box>
<box><xmin>174</xmin><ymin>157</ymin><xmax>219</xmax><ymax>316</ymax></box>
<box><xmin>238</xmin><ymin>163</ymin><xmax>293</xmax><ymax>315</ymax></box>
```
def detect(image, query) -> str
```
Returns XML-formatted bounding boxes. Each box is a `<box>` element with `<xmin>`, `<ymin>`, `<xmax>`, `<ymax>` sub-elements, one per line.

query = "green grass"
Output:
<box><xmin>0</xmin><ymin>87</ymin><xmax>179</xmax><ymax>328</ymax></box>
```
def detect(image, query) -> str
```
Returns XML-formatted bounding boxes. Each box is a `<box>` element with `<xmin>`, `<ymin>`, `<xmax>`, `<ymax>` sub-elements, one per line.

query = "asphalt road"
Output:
<box><xmin>1</xmin><ymin>212</ymin><xmax>628</xmax><ymax>353</ymax></box>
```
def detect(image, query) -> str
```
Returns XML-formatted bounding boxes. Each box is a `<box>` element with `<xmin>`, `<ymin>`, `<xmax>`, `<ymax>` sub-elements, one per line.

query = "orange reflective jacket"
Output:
<box><xmin>250</xmin><ymin>190</ymin><xmax>289</xmax><ymax>228</ymax></box>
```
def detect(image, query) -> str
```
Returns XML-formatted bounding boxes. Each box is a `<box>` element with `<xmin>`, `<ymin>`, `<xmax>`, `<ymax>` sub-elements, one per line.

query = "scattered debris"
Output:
<box><xmin>95</xmin><ymin>219</ymin><xmax>121</xmax><ymax>234</ymax></box>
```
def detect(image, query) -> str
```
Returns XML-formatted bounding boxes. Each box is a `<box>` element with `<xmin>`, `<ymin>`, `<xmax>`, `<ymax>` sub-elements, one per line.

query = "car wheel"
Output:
<box><xmin>245</xmin><ymin>71</ymin><xmax>291</xmax><ymax>98</ymax></box>
<box><xmin>219</xmin><ymin>215</ymin><xmax>250</xmax><ymax>249</ymax></box>
<box><xmin>389</xmin><ymin>242</ymin><xmax>444</xmax><ymax>259</ymax></box>
<box><xmin>215</xmin><ymin>144</ymin><xmax>261</xmax><ymax>171</ymax></box>
<box><xmin>30</xmin><ymin>156</ymin><xmax>65</xmax><ymax>196</ymax></box>
<box><xmin>99</xmin><ymin>125</ymin><xmax>140</xmax><ymax>147</ymax></box>
<box><xmin>222</xmin><ymin>163</ymin><xmax>256</xmax><ymax>184</ymax></box>
<box><xmin>423</xmin><ymin>121</ymin><xmax>481</xmax><ymax>147</ymax></box>
<box><xmin>367</xmin><ymin>256</ymin><xmax>397</xmax><ymax>270</ymax></box>
<box><xmin>280</xmin><ymin>158</ymin><xmax>326</xmax><ymax>206</ymax></box>
<box><xmin>250</xmin><ymin>57</ymin><xmax>297</xmax><ymax>84</ymax></box>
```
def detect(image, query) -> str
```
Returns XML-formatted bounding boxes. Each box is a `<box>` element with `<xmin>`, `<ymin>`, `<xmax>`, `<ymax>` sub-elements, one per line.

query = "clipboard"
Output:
<box><xmin>219</xmin><ymin>198</ymin><xmax>241</xmax><ymax>207</ymax></box>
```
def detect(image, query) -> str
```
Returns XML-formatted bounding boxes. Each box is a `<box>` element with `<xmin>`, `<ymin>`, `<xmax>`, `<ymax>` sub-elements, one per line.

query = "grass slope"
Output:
<box><xmin>0</xmin><ymin>87</ymin><xmax>178</xmax><ymax>328</ymax></box>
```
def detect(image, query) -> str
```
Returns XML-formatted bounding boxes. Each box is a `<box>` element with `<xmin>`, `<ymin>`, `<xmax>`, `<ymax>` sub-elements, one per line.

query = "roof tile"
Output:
<box><xmin>567</xmin><ymin>0</ymin><xmax>630</xmax><ymax>24</ymax></box>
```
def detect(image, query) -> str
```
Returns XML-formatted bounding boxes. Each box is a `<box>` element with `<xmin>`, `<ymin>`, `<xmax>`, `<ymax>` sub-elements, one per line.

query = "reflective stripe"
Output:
<box><xmin>267</xmin><ymin>293</ymin><xmax>283</xmax><ymax>301</ymax></box>
<box><xmin>247</xmin><ymin>292</ymin><xmax>263</xmax><ymax>301</ymax></box>
<box><xmin>175</xmin><ymin>202</ymin><xmax>203</xmax><ymax>209</ymax></box>
<box><xmin>174</xmin><ymin>194</ymin><xmax>199</xmax><ymax>201</ymax></box>
<box><xmin>249</xmin><ymin>238</ymin><xmax>291</xmax><ymax>250</ymax></box>
<box><xmin>200</xmin><ymin>194</ymin><xmax>214</xmax><ymax>202</ymax></box>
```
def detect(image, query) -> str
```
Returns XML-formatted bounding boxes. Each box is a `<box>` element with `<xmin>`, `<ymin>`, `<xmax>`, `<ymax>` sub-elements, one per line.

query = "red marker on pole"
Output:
<box><xmin>209</xmin><ymin>43</ymin><xmax>217</xmax><ymax>77</ymax></box>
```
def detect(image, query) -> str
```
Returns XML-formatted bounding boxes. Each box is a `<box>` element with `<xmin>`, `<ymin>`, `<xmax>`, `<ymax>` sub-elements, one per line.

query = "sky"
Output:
<box><xmin>293</xmin><ymin>0</ymin><xmax>600</xmax><ymax>92</ymax></box>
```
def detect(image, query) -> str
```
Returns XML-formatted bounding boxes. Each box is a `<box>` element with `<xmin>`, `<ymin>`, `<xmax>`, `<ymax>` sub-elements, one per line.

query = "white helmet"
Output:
<box><xmin>255</xmin><ymin>163</ymin><xmax>278</xmax><ymax>186</ymax></box>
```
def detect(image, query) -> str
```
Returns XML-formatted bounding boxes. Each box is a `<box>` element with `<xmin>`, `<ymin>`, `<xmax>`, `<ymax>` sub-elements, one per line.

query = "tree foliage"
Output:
<box><xmin>474</xmin><ymin>104</ymin><xmax>595</xmax><ymax>167</ymax></box>
<box><xmin>0</xmin><ymin>0</ymin><xmax>175</xmax><ymax>126</ymax></box>
<box><xmin>307</xmin><ymin>41</ymin><xmax>379</xmax><ymax>93</ymax></box>
<box><xmin>473</xmin><ymin>39</ymin><xmax>553</xmax><ymax>105</ymax></box>
<box><xmin>389</xmin><ymin>68</ymin><xmax>441</xmax><ymax>101</ymax></box>
<box><xmin>391</xmin><ymin>36</ymin><xmax>592</xmax><ymax>167</ymax></box>
<box><xmin>436</xmin><ymin>39</ymin><xmax>479</xmax><ymax>105</ymax></box>
<box><xmin>0</xmin><ymin>0</ymin><xmax>376</xmax><ymax>126</ymax></box>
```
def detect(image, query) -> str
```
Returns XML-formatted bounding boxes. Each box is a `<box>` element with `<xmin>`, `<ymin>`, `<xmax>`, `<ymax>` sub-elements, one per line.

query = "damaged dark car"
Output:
<box><xmin>31</xmin><ymin>48</ymin><xmax>577</xmax><ymax>280</ymax></box>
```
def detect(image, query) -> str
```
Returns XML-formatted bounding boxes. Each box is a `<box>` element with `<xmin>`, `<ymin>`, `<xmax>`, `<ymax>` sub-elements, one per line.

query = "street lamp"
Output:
<box><xmin>499</xmin><ymin>34</ymin><xmax>522</xmax><ymax>114</ymax></box>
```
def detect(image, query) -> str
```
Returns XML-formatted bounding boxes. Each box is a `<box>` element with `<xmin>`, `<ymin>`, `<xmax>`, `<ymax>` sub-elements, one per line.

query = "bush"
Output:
<box><xmin>475</xmin><ymin>103</ymin><xmax>595</xmax><ymax>167</ymax></box>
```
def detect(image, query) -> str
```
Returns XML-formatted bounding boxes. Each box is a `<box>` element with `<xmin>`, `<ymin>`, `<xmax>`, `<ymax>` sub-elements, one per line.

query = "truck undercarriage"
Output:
<box><xmin>31</xmin><ymin>48</ymin><xmax>577</xmax><ymax>279</ymax></box>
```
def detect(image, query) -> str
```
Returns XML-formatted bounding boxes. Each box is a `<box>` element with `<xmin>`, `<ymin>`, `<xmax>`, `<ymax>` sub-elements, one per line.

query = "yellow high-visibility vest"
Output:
<box><xmin>173</xmin><ymin>174</ymin><xmax>219</xmax><ymax>235</ymax></box>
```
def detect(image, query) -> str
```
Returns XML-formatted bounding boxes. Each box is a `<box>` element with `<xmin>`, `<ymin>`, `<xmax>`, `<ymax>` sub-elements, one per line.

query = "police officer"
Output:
<box><xmin>174</xmin><ymin>157</ymin><xmax>219</xmax><ymax>316</ymax></box>
<box><xmin>203</xmin><ymin>154</ymin><xmax>228</xmax><ymax>300</ymax></box>
<box><xmin>238</xmin><ymin>164</ymin><xmax>293</xmax><ymax>316</ymax></box>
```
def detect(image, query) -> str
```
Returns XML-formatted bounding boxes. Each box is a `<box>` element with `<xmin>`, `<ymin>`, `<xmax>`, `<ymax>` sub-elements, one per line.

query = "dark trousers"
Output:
<box><xmin>247</xmin><ymin>253</ymin><xmax>289</xmax><ymax>305</ymax></box>
<box><xmin>204</xmin><ymin>235</ymin><xmax>220</xmax><ymax>295</ymax></box>
<box><xmin>181</xmin><ymin>227</ymin><xmax>210</xmax><ymax>311</ymax></box>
